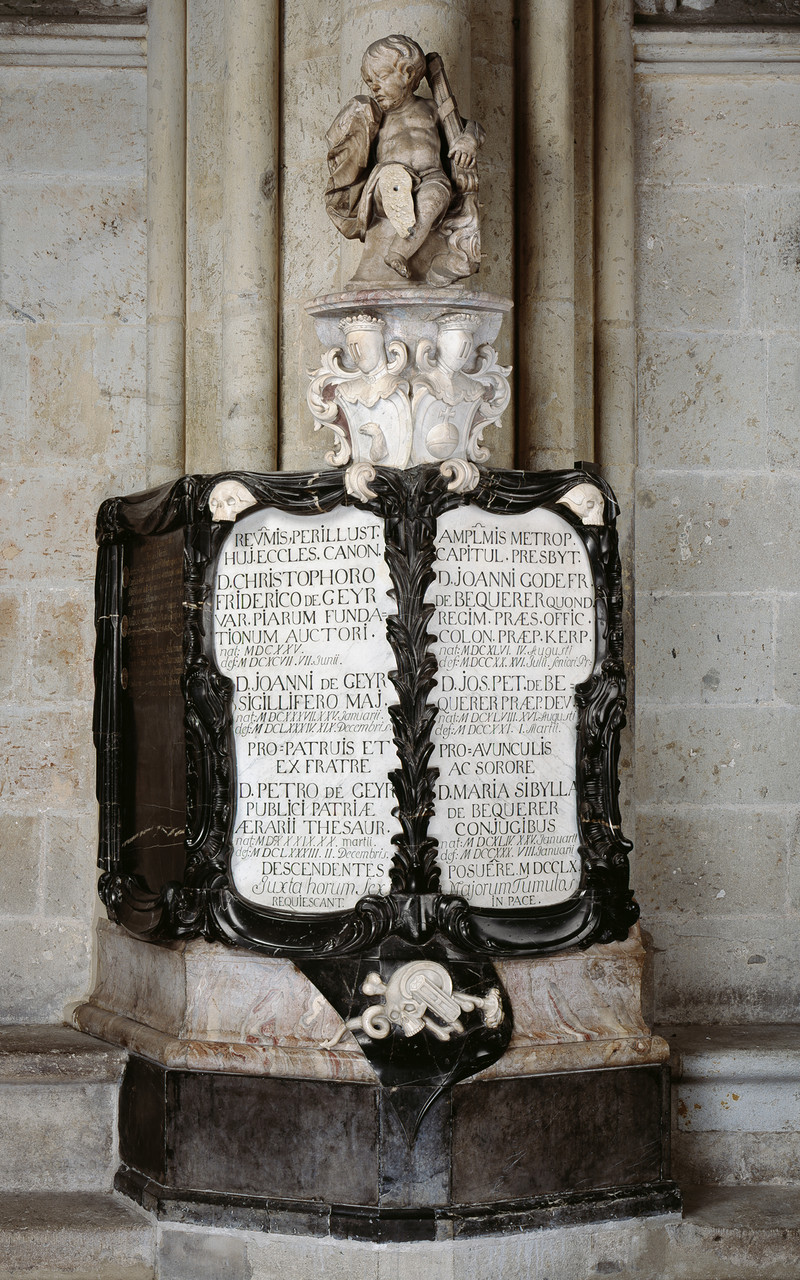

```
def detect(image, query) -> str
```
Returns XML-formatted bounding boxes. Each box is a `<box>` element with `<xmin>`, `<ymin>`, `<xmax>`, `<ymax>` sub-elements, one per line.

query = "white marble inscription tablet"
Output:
<box><xmin>214</xmin><ymin>507</ymin><xmax>397</xmax><ymax>912</ymax></box>
<box><xmin>429</xmin><ymin>506</ymin><xmax>595</xmax><ymax>909</ymax></box>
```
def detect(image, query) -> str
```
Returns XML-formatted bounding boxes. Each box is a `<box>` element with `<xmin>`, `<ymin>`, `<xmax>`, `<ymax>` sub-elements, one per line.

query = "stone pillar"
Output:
<box><xmin>338</xmin><ymin>0</ymin><xmax>471</xmax><ymax>94</ymax></box>
<box><xmin>471</xmin><ymin>0</ymin><xmax>516</xmax><ymax>468</ymax></box>
<box><xmin>514</xmin><ymin>3</ymin><xmax>635</xmax><ymax>475</ymax></box>
<box><xmin>146</xmin><ymin>0</ymin><xmax>186</xmax><ymax>482</ymax></box>
<box><xmin>185</xmin><ymin>0</ymin><xmax>280</xmax><ymax>473</ymax></box>
<box><xmin>514</xmin><ymin>0</ymin><xmax>636</xmax><ymax>817</ymax></box>
<box><xmin>516</xmin><ymin>0</ymin><xmax>578</xmax><ymax>471</ymax></box>
<box><xmin>595</xmin><ymin>0</ymin><xmax>636</xmax><ymax>831</ymax></box>
<box><xmin>184</xmin><ymin>0</ymin><xmax>223</xmax><ymax>472</ymax></box>
<box><xmin>221</xmin><ymin>0</ymin><xmax>280</xmax><ymax>470</ymax></box>
<box><xmin>573</xmin><ymin>0</ymin><xmax>596</xmax><ymax>466</ymax></box>
<box><xmin>278</xmin><ymin>0</ymin><xmax>342</xmax><ymax>470</ymax></box>
<box><xmin>595</xmin><ymin>0</ymin><xmax>636</xmax><ymax>502</ymax></box>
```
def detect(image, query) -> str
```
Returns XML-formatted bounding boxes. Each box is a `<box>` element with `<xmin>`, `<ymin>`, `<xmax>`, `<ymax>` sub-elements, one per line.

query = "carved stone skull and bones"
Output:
<box><xmin>322</xmin><ymin>959</ymin><xmax>503</xmax><ymax>1047</ymax></box>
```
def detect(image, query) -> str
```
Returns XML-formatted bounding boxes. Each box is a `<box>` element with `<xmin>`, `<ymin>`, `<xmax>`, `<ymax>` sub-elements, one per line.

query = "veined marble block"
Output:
<box><xmin>74</xmin><ymin>919</ymin><xmax>667</xmax><ymax>1081</ymax></box>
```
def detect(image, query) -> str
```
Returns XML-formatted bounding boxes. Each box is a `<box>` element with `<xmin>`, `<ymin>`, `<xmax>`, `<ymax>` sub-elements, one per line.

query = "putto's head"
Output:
<box><xmin>361</xmin><ymin>35</ymin><xmax>426</xmax><ymax>109</ymax></box>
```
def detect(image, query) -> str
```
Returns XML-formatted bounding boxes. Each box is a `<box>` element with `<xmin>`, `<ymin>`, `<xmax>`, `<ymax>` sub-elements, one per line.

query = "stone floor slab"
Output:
<box><xmin>240</xmin><ymin>1189</ymin><xmax>800</xmax><ymax>1280</ymax></box>
<box><xmin>0</xmin><ymin>1192</ymin><xmax>155</xmax><ymax>1275</ymax></box>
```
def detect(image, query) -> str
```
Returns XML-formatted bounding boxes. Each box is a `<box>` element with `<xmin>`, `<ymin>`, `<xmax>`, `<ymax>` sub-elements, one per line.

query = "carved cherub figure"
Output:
<box><xmin>324</xmin><ymin>35</ymin><xmax>484</xmax><ymax>286</ymax></box>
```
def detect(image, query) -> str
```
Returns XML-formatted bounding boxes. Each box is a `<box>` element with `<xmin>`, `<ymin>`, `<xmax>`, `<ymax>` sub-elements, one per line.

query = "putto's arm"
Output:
<box><xmin>448</xmin><ymin>122</ymin><xmax>484</xmax><ymax>172</ymax></box>
<box><xmin>425</xmin><ymin>53</ymin><xmax>484</xmax><ymax>191</ymax></box>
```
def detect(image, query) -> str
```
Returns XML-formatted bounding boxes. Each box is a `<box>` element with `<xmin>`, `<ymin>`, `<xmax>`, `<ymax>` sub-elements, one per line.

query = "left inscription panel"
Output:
<box><xmin>214</xmin><ymin>507</ymin><xmax>398</xmax><ymax>912</ymax></box>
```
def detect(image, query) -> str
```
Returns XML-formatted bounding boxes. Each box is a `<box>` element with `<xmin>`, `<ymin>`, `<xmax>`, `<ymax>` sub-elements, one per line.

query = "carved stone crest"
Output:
<box><xmin>307</xmin><ymin>306</ymin><xmax>510</xmax><ymax>498</ymax></box>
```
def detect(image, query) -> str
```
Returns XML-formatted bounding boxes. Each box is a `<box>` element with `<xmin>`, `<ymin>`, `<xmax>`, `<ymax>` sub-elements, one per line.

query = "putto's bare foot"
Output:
<box><xmin>385</xmin><ymin>253</ymin><xmax>411</xmax><ymax>279</ymax></box>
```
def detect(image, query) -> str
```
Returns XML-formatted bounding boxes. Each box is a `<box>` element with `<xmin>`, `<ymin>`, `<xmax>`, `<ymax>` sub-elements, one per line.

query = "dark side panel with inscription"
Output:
<box><xmin>93</xmin><ymin>466</ymin><xmax>638</xmax><ymax>956</ymax></box>
<box><xmin>120</xmin><ymin>530</ymin><xmax>186</xmax><ymax>889</ymax></box>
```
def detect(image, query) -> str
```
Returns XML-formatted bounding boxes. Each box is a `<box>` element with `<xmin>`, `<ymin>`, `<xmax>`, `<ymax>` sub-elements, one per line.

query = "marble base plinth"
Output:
<box><xmin>73</xmin><ymin>920</ymin><xmax>669</xmax><ymax>1081</ymax></box>
<box><xmin>115</xmin><ymin>1054</ymin><xmax>680</xmax><ymax>1241</ymax></box>
<box><xmin>78</xmin><ymin>922</ymin><xmax>678</xmax><ymax>1238</ymax></box>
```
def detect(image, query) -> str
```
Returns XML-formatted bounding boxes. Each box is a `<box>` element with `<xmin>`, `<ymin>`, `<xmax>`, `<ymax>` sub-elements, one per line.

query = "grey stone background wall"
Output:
<box><xmin>632</xmin><ymin>33</ymin><xmax>800</xmax><ymax>1022</ymax></box>
<box><xmin>0</xmin><ymin>8</ymin><xmax>798</xmax><ymax>1028</ymax></box>
<box><xmin>0</xmin><ymin>34</ymin><xmax>147</xmax><ymax>1018</ymax></box>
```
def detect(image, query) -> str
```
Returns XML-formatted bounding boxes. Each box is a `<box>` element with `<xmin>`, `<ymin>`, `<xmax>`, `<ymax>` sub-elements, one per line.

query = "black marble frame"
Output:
<box><xmin>94</xmin><ymin>463</ymin><xmax>638</xmax><ymax>957</ymax></box>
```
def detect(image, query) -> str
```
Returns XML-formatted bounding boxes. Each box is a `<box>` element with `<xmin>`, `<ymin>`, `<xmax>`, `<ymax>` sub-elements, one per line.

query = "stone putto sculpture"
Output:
<box><xmin>324</xmin><ymin>34</ymin><xmax>485</xmax><ymax>287</ymax></box>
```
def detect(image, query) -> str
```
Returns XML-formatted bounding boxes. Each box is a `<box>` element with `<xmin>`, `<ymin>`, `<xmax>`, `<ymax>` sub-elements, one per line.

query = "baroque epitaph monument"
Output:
<box><xmin>77</xmin><ymin>34</ymin><xmax>679</xmax><ymax>1239</ymax></box>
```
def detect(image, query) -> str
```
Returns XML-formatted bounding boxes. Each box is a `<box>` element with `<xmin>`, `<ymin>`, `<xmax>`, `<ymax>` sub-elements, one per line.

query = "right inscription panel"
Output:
<box><xmin>429</xmin><ymin>506</ymin><xmax>595</xmax><ymax>910</ymax></box>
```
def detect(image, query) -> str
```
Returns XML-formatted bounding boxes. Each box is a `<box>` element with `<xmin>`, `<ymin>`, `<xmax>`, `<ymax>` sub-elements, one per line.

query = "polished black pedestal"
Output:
<box><xmin>117</xmin><ymin>1055</ymin><xmax>681</xmax><ymax>1241</ymax></box>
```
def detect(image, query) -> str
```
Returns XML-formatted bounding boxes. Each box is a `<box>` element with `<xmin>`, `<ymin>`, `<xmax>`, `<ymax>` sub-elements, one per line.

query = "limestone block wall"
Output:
<box><xmin>0</xmin><ymin>24</ymin><xmax>147</xmax><ymax>1019</ymax></box>
<box><xmin>632</xmin><ymin>29</ymin><xmax>800</xmax><ymax>1022</ymax></box>
<box><xmin>2</xmin><ymin>8</ymin><xmax>799</xmax><ymax>1031</ymax></box>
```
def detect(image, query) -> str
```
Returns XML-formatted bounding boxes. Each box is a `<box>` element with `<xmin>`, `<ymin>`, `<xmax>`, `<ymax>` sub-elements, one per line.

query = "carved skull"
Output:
<box><xmin>557</xmin><ymin>482</ymin><xmax>605</xmax><ymax>527</ymax></box>
<box><xmin>208</xmin><ymin>480</ymin><xmax>258</xmax><ymax>523</ymax></box>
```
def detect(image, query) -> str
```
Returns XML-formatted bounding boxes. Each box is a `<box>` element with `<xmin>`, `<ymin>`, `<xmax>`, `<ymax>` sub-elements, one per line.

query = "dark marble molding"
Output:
<box><xmin>118</xmin><ymin>1167</ymin><xmax>683</xmax><ymax>1242</ymax></box>
<box><xmin>116</xmin><ymin>1055</ymin><xmax>681</xmax><ymax>1241</ymax></box>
